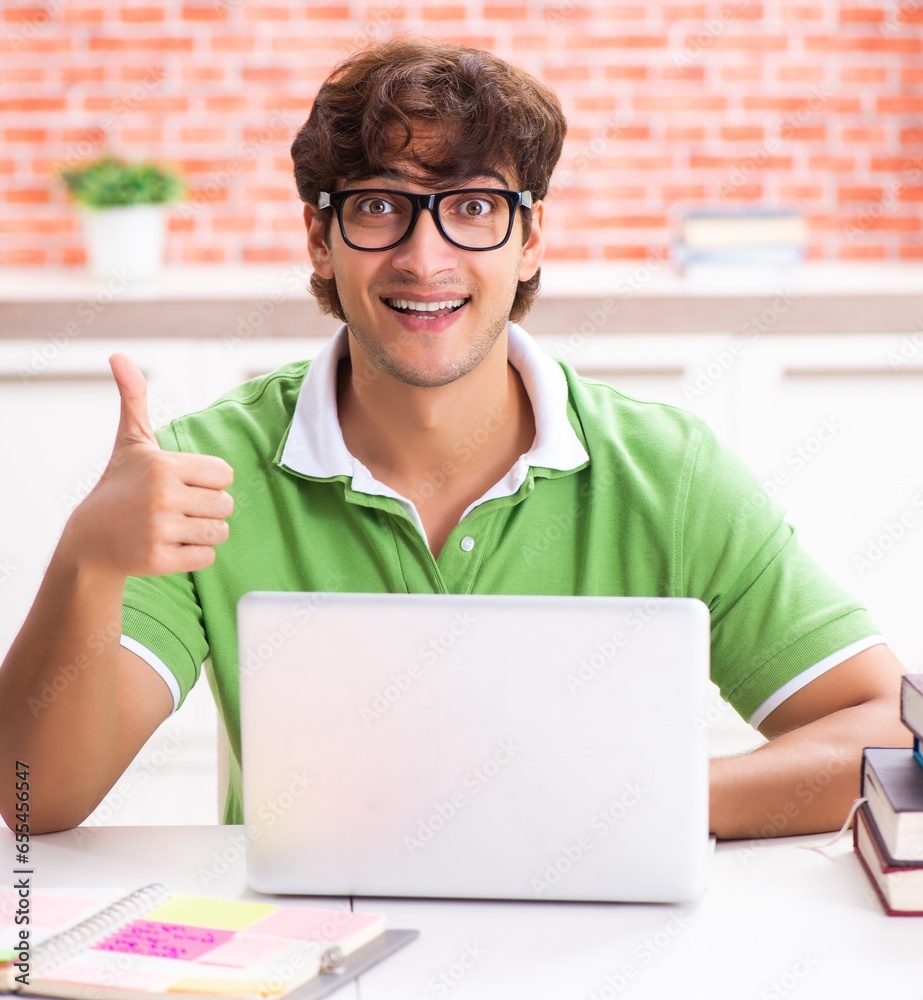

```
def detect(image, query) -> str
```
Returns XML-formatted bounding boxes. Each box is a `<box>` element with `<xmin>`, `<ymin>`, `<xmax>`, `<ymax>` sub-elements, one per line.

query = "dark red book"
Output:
<box><xmin>901</xmin><ymin>674</ymin><xmax>923</xmax><ymax>742</ymax></box>
<box><xmin>853</xmin><ymin>803</ymin><xmax>923</xmax><ymax>916</ymax></box>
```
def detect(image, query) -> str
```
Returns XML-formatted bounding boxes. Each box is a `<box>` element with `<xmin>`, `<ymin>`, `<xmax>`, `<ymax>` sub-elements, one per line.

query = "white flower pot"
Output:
<box><xmin>80</xmin><ymin>204</ymin><xmax>168</xmax><ymax>279</ymax></box>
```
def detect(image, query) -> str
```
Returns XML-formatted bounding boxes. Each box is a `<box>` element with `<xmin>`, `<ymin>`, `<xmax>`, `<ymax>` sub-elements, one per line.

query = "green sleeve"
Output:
<box><xmin>680</xmin><ymin>423</ymin><xmax>879</xmax><ymax>722</ymax></box>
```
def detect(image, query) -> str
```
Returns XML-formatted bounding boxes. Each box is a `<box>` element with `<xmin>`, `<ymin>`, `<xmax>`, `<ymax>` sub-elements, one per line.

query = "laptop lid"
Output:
<box><xmin>238</xmin><ymin>592</ymin><xmax>711</xmax><ymax>903</ymax></box>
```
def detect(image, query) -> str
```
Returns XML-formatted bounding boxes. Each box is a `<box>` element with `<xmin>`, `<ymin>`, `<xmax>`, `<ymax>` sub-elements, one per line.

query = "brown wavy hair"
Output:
<box><xmin>291</xmin><ymin>38</ymin><xmax>567</xmax><ymax>323</ymax></box>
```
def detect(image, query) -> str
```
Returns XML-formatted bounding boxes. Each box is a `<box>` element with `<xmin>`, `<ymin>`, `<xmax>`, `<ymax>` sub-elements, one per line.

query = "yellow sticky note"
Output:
<box><xmin>146</xmin><ymin>895</ymin><xmax>278</xmax><ymax>931</ymax></box>
<box><xmin>169</xmin><ymin>976</ymin><xmax>284</xmax><ymax>996</ymax></box>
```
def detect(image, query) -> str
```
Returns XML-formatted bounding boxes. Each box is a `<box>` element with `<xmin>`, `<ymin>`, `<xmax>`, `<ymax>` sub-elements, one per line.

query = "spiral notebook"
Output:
<box><xmin>0</xmin><ymin>884</ymin><xmax>417</xmax><ymax>999</ymax></box>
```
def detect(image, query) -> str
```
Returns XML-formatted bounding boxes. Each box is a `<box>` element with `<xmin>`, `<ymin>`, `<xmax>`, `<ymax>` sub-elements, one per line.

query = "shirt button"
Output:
<box><xmin>460</xmin><ymin>536</ymin><xmax>475</xmax><ymax>552</ymax></box>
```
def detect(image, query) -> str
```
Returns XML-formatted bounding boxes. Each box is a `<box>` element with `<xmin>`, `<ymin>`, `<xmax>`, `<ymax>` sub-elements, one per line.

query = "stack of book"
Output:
<box><xmin>854</xmin><ymin>674</ymin><xmax>923</xmax><ymax>915</ymax></box>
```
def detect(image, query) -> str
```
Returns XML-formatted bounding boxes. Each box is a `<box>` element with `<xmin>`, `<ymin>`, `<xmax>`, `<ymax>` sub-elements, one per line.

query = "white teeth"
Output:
<box><xmin>387</xmin><ymin>298</ymin><xmax>466</xmax><ymax>312</ymax></box>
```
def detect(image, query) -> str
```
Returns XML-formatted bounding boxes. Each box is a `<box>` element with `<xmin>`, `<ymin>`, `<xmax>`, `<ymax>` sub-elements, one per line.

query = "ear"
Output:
<box><xmin>518</xmin><ymin>199</ymin><xmax>545</xmax><ymax>283</ymax></box>
<box><xmin>304</xmin><ymin>204</ymin><xmax>334</xmax><ymax>279</ymax></box>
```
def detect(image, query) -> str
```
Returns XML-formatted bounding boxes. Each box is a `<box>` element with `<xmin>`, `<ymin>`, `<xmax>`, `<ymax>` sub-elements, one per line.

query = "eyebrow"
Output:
<box><xmin>353</xmin><ymin>167</ymin><xmax>514</xmax><ymax>189</ymax></box>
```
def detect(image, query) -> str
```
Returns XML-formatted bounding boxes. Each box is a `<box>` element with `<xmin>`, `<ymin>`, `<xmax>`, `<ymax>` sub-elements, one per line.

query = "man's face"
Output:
<box><xmin>306</xmin><ymin>165</ymin><xmax>545</xmax><ymax>389</ymax></box>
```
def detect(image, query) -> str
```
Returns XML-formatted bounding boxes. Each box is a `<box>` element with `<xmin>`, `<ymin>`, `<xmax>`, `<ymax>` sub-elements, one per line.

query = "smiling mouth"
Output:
<box><xmin>383</xmin><ymin>297</ymin><xmax>469</xmax><ymax>319</ymax></box>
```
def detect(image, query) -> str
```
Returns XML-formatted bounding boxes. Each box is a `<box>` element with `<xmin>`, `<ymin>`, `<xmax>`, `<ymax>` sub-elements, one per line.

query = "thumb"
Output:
<box><xmin>109</xmin><ymin>353</ymin><xmax>158</xmax><ymax>449</ymax></box>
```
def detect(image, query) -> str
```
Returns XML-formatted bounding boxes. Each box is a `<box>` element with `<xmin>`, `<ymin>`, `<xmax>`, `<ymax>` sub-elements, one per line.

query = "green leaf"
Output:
<box><xmin>60</xmin><ymin>155</ymin><xmax>184</xmax><ymax>208</ymax></box>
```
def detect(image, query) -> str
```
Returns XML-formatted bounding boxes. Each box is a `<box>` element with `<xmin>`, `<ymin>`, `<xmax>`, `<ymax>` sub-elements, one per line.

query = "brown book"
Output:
<box><xmin>853</xmin><ymin>803</ymin><xmax>923</xmax><ymax>916</ymax></box>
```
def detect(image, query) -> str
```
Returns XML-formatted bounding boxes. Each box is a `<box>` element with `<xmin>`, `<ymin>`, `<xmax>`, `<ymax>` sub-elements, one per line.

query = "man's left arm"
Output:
<box><xmin>709</xmin><ymin>643</ymin><xmax>913</xmax><ymax>839</ymax></box>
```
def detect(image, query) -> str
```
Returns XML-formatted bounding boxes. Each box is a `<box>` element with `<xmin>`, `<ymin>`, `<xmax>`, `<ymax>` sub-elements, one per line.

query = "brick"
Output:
<box><xmin>664</xmin><ymin>126</ymin><xmax>706</xmax><ymax>141</ymax></box>
<box><xmin>62</xmin><ymin>7</ymin><xmax>105</xmax><ymax>23</ymax></box>
<box><xmin>779</xmin><ymin>184</ymin><xmax>825</xmax><ymax>200</ymax></box>
<box><xmin>565</xmin><ymin>35</ymin><xmax>667</xmax><ymax>49</ymax></box>
<box><xmin>181</xmin><ymin>127</ymin><xmax>228</xmax><ymax>143</ymax></box>
<box><xmin>899</xmin><ymin>246</ymin><xmax>923</xmax><ymax>260</ymax></box>
<box><xmin>871</xmin><ymin>156</ymin><xmax>921</xmax><ymax>171</ymax></box>
<box><xmin>60</xmin><ymin>247</ymin><xmax>87</xmax><ymax>265</ymax></box>
<box><xmin>484</xmin><ymin>5</ymin><xmax>530</xmax><ymax>18</ymax></box>
<box><xmin>211</xmin><ymin>34</ymin><xmax>258</xmax><ymax>52</ymax></box>
<box><xmin>574</xmin><ymin>95</ymin><xmax>620</xmax><ymax>112</ymax></box>
<box><xmin>719</xmin><ymin>65</ymin><xmax>764</xmax><ymax>82</ymax></box>
<box><xmin>182</xmin><ymin>66</ymin><xmax>226</xmax><ymax>83</ymax></box>
<box><xmin>809</xmin><ymin>155</ymin><xmax>856</xmax><ymax>171</ymax></box>
<box><xmin>184</xmin><ymin>5</ymin><xmax>228</xmax><ymax>19</ymax></box>
<box><xmin>633</xmin><ymin>95</ymin><xmax>727</xmax><ymax>111</ymax></box>
<box><xmin>900</xmin><ymin>128</ymin><xmax>923</xmax><ymax>145</ymax></box>
<box><xmin>89</xmin><ymin>35</ymin><xmax>195</xmax><ymax>51</ymax></box>
<box><xmin>838</xmin><ymin>185</ymin><xmax>884</xmax><ymax>202</ymax></box>
<box><xmin>706</xmin><ymin>35</ymin><xmax>789</xmax><ymax>51</ymax></box>
<box><xmin>841</xmin><ymin>65</ymin><xmax>889</xmax><ymax>83</ymax></box>
<box><xmin>121</xmin><ymin>127</ymin><xmax>165</xmax><ymax>144</ymax></box>
<box><xmin>716</xmin><ymin>184</ymin><xmax>764</xmax><ymax>200</ymax></box>
<box><xmin>778</xmin><ymin>124</ymin><xmax>826</xmax><ymax>141</ymax></box>
<box><xmin>62</xmin><ymin>66</ymin><xmax>107</xmax><ymax>84</ymax></box>
<box><xmin>0</xmin><ymin>67</ymin><xmax>45</xmax><ymax>83</ymax></box>
<box><xmin>661</xmin><ymin>184</ymin><xmax>707</xmax><ymax>199</ymax></box>
<box><xmin>120</xmin><ymin>7</ymin><xmax>165</xmax><ymax>22</ymax></box>
<box><xmin>3</xmin><ymin>36</ymin><xmax>72</xmax><ymax>53</ymax></box>
<box><xmin>243</xmin><ymin>5</ymin><xmax>294</xmax><ymax>18</ymax></box>
<box><xmin>902</xmin><ymin>67</ymin><xmax>923</xmax><ymax>84</ymax></box>
<box><xmin>602</xmin><ymin>65</ymin><xmax>648</xmax><ymax>80</ymax></box>
<box><xmin>779</xmin><ymin>6</ymin><xmax>825</xmax><ymax>19</ymax></box>
<box><xmin>661</xmin><ymin>4</ymin><xmax>707</xmax><ymax>17</ymax></box>
<box><xmin>243</xmin><ymin>67</ymin><xmax>294</xmax><ymax>83</ymax></box>
<box><xmin>602</xmin><ymin>245</ymin><xmax>666</xmax><ymax>260</ymax></box>
<box><xmin>3</xmin><ymin>128</ymin><xmax>46</xmax><ymax>143</ymax></box>
<box><xmin>720</xmin><ymin>126</ymin><xmax>766</xmax><ymax>142</ymax></box>
<box><xmin>839</xmin><ymin>6</ymin><xmax>885</xmax><ymax>21</ymax></box>
<box><xmin>243</xmin><ymin>247</ymin><xmax>301</xmax><ymax>262</ymax></box>
<box><xmin>0</xmin><ymin>97</ymin><xmax>67</xmax><ymax>112</ymax></box>
<box><xmin>213</xmin><ymin>216</ymin><xmax>257</xmax><ymax>233</ymax></box>
<box><xmin>0</xmin><ymin>249</ymin><xmax>46</xmax><ymax>265</ymax></box>
<box><xmin>804</xmin><ymin>35</ymin><xmax>921</xmax><ymax>52</ymax></box>
<box><xmin>182</xmin><ymin>247</ymin><xmax>227</xmax><ymax>263</ymax></box>
<box><xmin>660</xmin><ymin>66</ymin><xmax>706</xmax><ymax>82</ymax></box>
<box><xmin>899</xmin><ymin>188</ymin><xmax>923</xmax><ymax>202</ymax></box>
<box><xmin>838</xmin><ymin>245</ymin><xmax>888</xmax><ymax>260</ymax></box>
<box><xmin>877</xmin><ymin>97</ymin><xmax>923</xmax><ymax>113</ymax></box>
<box><xmin>842</xmin><ymin>126</ymin><xmax>888</xmax><ymax>144</ymax></box>
<box><xmin>303</xmin><ymin>5</ymin><xmax>352</xmax><ymax>17</ymax></box>
<box><xmin>777</xmin><ymin>66</ymin><xmax>826</xmax><ymax>83</ymax></box>
<box><xmin>5</xmin><ymin>188</ymin><xmax>51</xmax><ymax>204</ymax></box>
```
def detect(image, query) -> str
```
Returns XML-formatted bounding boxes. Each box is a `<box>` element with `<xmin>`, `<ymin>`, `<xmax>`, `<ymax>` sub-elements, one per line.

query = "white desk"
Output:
<box><xmin>4</xmin><ymin>825</ymin><xmax>920</xmax><ymax>999</ymax></box>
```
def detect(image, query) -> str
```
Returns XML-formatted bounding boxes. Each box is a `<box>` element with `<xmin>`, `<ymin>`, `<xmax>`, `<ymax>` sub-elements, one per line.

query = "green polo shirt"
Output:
<box><xmin>122</xmin><ymin>344</ymin><xmax>878</xmax><ymax>824</ymax></box>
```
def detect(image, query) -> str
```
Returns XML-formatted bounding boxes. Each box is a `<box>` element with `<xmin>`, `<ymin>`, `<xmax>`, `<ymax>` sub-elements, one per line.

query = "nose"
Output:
<box><xmin>389</xmin><ymin>204</ymin><xmax>460</xmax><ymax>280</ymax></box>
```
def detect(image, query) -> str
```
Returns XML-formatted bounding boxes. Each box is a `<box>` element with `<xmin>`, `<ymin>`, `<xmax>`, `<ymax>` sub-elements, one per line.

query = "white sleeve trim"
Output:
<box><xmin>120</xmin><ymin>634</ymin><xmax>181</xmax><ymax>713</ymax></box>
<box><xmin>747</xmin><ymin>634</ymin><xmax>887</xmax><ymax>729</ymax></box>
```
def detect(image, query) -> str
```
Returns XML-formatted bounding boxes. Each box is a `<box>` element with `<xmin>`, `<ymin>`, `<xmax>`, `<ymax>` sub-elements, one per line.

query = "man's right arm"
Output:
<box><xmin>0</xmin><ymin>355</ymin><xmax>234</xmax><ymax>833</ymax></box>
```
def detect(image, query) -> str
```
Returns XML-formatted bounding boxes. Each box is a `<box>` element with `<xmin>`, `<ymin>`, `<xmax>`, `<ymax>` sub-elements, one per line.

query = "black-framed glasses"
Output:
<box><xmin>317</xmin><ymin>188</ymin><xmax>533</xmax><ymax>252</ymax></box>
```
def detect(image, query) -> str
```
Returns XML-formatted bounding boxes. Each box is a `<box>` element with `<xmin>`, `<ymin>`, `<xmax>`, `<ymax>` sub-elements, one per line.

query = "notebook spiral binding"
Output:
<box><xmin>29</xmin><ymin>883</ymin><xmax>170</xmax><ymax>977</ymax></box>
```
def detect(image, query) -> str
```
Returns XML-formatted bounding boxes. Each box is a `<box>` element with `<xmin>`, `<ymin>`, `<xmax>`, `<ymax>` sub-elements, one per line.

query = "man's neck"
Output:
<box><xmin>337</xmin><ymin>331</ymin><xmax>535</xmax><ymax>554</ymax></box>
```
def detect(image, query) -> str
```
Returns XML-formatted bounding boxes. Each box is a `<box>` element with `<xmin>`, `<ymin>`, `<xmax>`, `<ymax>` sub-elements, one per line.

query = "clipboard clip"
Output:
<box><xmin>319</xmin><ymin>946</ymin><xmax>345</xmax><ymax>974</ymax></box>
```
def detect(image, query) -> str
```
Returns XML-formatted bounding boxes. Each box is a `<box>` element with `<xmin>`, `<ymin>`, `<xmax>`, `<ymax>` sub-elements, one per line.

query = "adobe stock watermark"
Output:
<box><xmin>62</xmin><ymin>394</ymin><xmax>180</xmax><ymax>514</ymax></box>
<box><xmin>718</xmin><ymin>85</ymin><xmax>832</xmax><ymax>198</ymax></box>
<box><xmin>565</xmin><ymin>599</ymin><xmax>660</xmax><ymax>694</ymax></box>
<box><xmin>72</xmin><ymin>729</ymin><xmax>191</xmax><ymax>842</ymax></box>
<box><xmin>27</xmin><ymin>619</ymin><xmax>121</xmax><ymax>717</ymax></box>
<box><xmin>759</xmin><ymin>953</ymin><xmax>820</xmax><ymax>1000</ymax></box>
<box><xmin>239</xmin><ymin>592</ymin><xmax>330</xmax><ymax>680</ymax></box>
<box><xmin>0</xmin><ymin>558</ymin><xmax>15</xmax><ymax>586</ymax></box>
<box><xmin>6</xmin><ymin>0</ymin><xmax>69</xmax><ymax>51</ymax></box>
<box><xmin>682</xmin><ymin>290</ymin><xmax>794</xmax><ymax>403</ymax></box>
<box><xmin>881</xmin><ymin>0</ymin><xmax>923</xmax><ymax>36</ymax></box>
<box><xmin>403</xmin><ymin>739</ymin><xmax>521</xmax><ymax>855</ymax></box>
<box><xmin>179</xmin><ymin>110</ymin><xmax>302</xmax><ymax>223</ymax></box>
<box><xmin>531</xmin><ymin>780</ymin><xmax>647</xmax><ymax>896</ymax></box>
<box><xmin>223</xmin><ymin>262</ymin><xmax>312</xmax><ymax>351</ymax></box>
<box><xmin>546</xmin><ymin>249</ymin><xmax>670</xmax><ymax>366</ymax></box>
<box><xmin>412</xmin><ymin>942</ymin><xmax>487</xmax><ymax>1000</ymax></box>
<box><xmin>853</xmin><ymin>490</ymin><xmax>923</xmax><ymax>576</ymax></box>
<box><xmin>360</xmin><ymin>610</ymin><xmax>476</xmax><ymax>725</ymax></box>
<box><xmin>549</xmin><ymin>111</ymin><xmax>630</xmax><ymax>200</ymax></box>
<box><xmin>886</xmin><ymin>323</ymin><xmax>923</xmax><ymax>370</ymax></box>
<box><xmin>671</xmin><ymin>0</ymin><xmax>753</xmax><ymax>66</ymax></box>
<box><xmin>58</xmin><ymin>69</ymin><xmax>164</xmax><ymax>172</ymax></box>
<box><xmin>586</xmin><ymin>908</ymin><xmax>693</xmax><ymax>999</ymax></box>
<box><xmin>735</xmin><ymin>415</ymin><xmax>844</xmax><ymax>525</ymax></box>
<box><xmin>18</xmin><ymin>270</ymin><xmax>137</xmax><ymax>381</ymax></box>
<box><xmin>198</xmin><ymin>769</ymin><xmax>316</xmax><ymax>886</ymax></box>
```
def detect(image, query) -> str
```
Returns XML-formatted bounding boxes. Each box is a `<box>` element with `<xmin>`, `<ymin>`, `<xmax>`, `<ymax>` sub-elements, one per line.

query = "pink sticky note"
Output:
<box><xmin>43</xmin><ymin>959</ymin><xmax>175</xmax><ymax>992</ymax></box>
<box><xmin>93</xmin><ymin>920</ymin><xmax>234</xmax><ymax>961</ymax></box>
<box><xmin>199</xmin><ymin>933</ymin><xmax>297</xmax><ymax>969</ymax></box>
<box><xmin>1</xmin><ymin>891</ymin><xmax>116</xmax><ymax>930</ymax></box>
<box><xmin>253</xmin><ymin>908</ymin><xmax>380</xmax><ymax>943</ymax></box>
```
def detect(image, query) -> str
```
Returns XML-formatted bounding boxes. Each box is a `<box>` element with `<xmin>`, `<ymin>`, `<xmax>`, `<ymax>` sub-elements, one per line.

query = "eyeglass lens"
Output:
<box><xmin>340</xmin><ymin>190</ymin><xmax>513</xmax><ymax>250</ymax></box>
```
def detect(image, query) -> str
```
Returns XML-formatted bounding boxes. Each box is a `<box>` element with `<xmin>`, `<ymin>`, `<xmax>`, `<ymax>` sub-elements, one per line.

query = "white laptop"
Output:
<box><xmin>238</xmin><ymin>592</ymin><xmax>711</xmax><ymax>903</ymax></box>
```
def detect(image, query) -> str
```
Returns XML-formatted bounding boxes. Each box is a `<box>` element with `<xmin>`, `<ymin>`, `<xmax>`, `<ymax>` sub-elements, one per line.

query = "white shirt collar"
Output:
<box><xmin>278</xmin><ymin>322</ymin><xmax>589</xmax><ymax>536</ymax></box>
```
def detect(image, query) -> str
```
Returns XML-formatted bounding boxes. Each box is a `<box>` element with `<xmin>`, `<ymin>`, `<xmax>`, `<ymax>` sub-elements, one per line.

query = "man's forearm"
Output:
<box><xmin>709</xmin><ymin>697</ymin><xmax>913</xmax><ymax>840</ymax></box>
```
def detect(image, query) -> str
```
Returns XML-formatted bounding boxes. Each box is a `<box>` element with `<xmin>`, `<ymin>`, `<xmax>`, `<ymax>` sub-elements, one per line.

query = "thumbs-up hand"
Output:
<box><xmin>63</xmin><ymin>354</ymin><xmax>235</xmax><ymax>580</ymax></box>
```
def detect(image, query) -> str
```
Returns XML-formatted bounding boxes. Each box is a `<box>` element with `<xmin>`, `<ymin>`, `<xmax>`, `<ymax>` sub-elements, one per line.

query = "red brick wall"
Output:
<box><xmin>2</xmin><ymin>1</ymin><xmax>922</xmax><ymax>267</ymax></box>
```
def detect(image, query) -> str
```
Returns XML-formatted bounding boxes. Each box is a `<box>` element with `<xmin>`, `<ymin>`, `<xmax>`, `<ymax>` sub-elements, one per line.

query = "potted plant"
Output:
<box><xmin>60</xmin><ymin>155</ymin><xmax>184</xmax><ymax>279</ymax></box>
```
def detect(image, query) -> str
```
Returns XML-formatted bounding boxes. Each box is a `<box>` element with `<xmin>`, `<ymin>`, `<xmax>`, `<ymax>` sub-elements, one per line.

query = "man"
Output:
<box><xmin>0</xmin><ymin>39</ymin><xmax>910</xmax><ymax>837</ymax></box>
